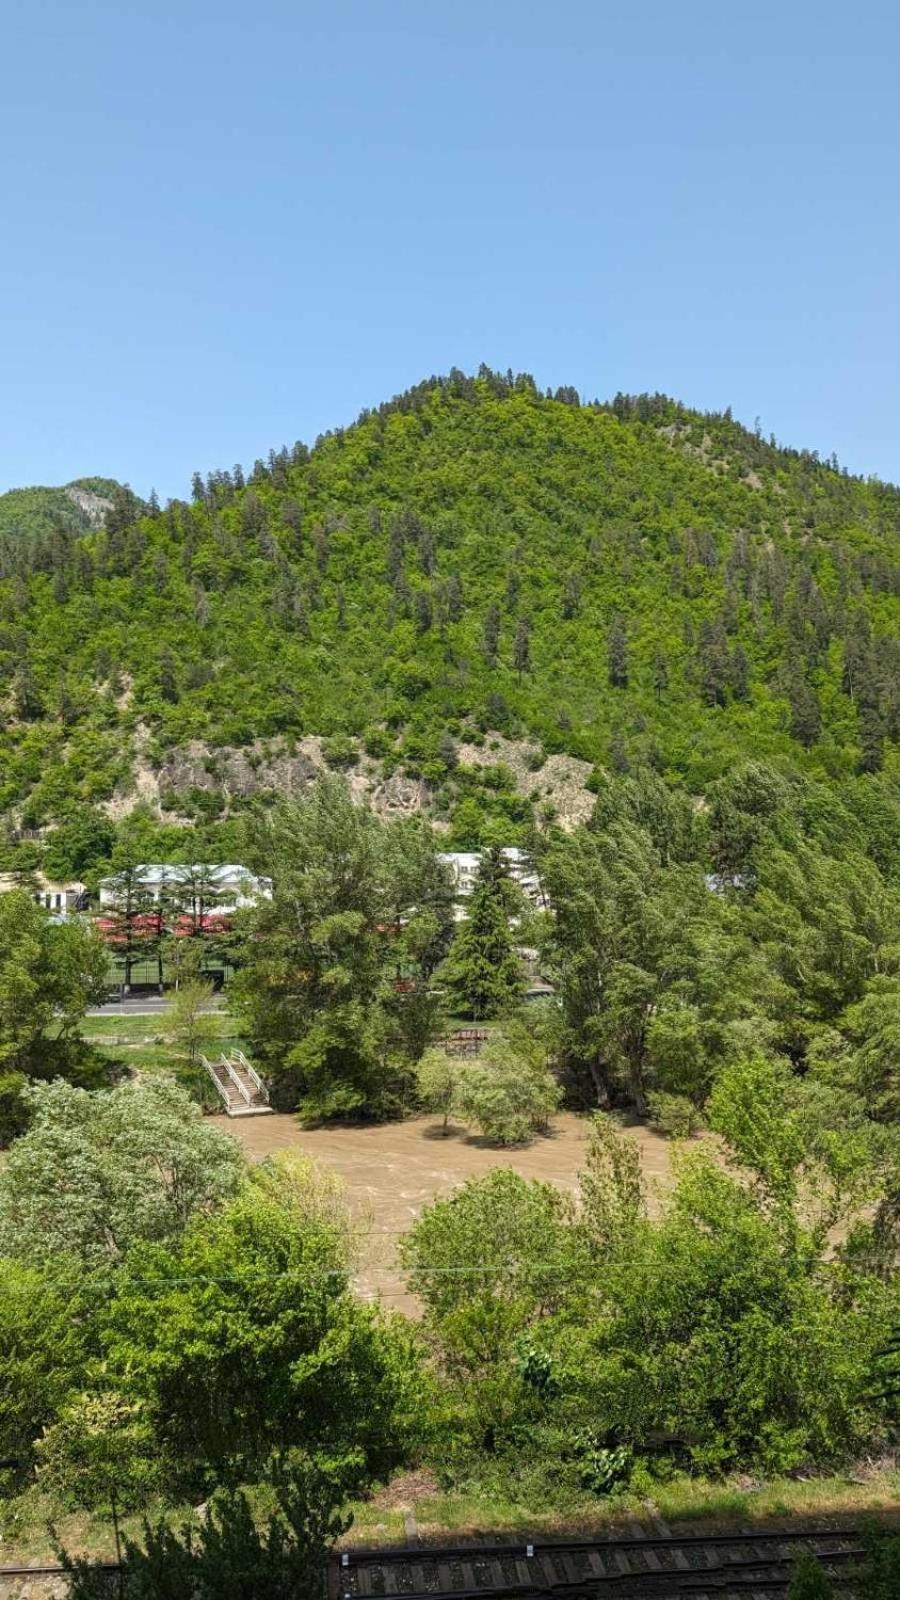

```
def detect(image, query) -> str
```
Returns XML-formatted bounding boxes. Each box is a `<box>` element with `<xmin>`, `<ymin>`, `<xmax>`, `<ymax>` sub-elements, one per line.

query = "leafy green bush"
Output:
<box><xmin>646</xmin><ymin>1090</ymin><xmax>702</xmax><ymax>1138</ymax></box>
<box><xmin>320</xmin><ymin>733</ymin><xmax>357</xmax><ymax>769</ymax></box>
<box><xmin>59</xmin><ymin>1460</ymin><xmax>350</xmax><ymax>1600</ymax></box>
<box><xmin>36</xmin><ymin>1391</ymin><xmax>164</xmax><ymax>1509</ymax></box>
<box><xmin>0</xmin><ymin>1069</ymin><xmax>29</xmax><ymax>1146</ymax></box>
<box><xmin>454</xmin><ymin>1035</ymin><xmax>562</xmax><ymax>1144</ymax></box>
<box><xmin>569</xmin><ymin>1433</ymin><xmax>632</xmax><ymax>1496</ymax></box>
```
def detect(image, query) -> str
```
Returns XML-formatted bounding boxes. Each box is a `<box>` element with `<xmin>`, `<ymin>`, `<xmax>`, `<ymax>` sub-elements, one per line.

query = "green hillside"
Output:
<box><xmin>1</xmin><ymin>370</ymin><xmax>898</xmax><ymax>870</ymax></box>
<box><xmin>0</xmin><ymin>477</ymin><xmax>124</xmax><ymax>544</ymax></box>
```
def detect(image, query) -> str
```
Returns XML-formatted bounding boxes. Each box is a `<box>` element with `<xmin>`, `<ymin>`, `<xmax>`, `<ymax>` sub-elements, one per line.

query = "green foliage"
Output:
<box><xmin>788</xmin><ymin>1553</ymin><xmax>835</xmax><ymax>1598</ymax></box>
<box><xmin>2</xmin><ymin>374</ymin><xmax>900</xmax><ymax>1537</ymax></box>
<box><xmin>0</xmin><ymin>1068</ymin><xmax>29</xmax><ymax>1145</ymax></box>
<box><xmin>59</xmin><ymin>1460</ymin><xmax>350</xmax><ymax>1600</ymax></box>
<box><xmin>399</xmin><ymin>1168</ymin><xmax>578</xmax><ymax>1327</ymax></box>
<box><xmin>0</xmin><ymin>1076</ymin><xmax>244</xmax><ymax>1271</ymax></box>
<box><xmin>103</xmin><ymin>1167</ymin><xmax>421</xmax><ymax>1487</ymax></box>
<box><xmin>233</xmin><ymin>778</ymin><xmax>454</xmax><ymax>1119</ymax></box>
<box><xmin>438</xmin><ymin>847</ymin><xmax>524</xmax><ymax>1019</ymax></box>
<box><xmin>415</xmin><ymin>1047</ymin><xmax>459</xmax><ymax>1132</ymax></box>
<box><xmin>858</xmin><ymin>1531</ymin><xmax>900</xmax><ymax>1600</ymax></box>
<box><xmin>402</xmin><ymin>1091</ymin><xmax>896</xmax><ymax>1485</ymax></box>
<box><xmin>5</xmin><ymin>374</ymin><xmax>897</xmax><ymax>854</ymax></box>
<box><xmin>165</xmin><ymin>973</ymin><xmax>218</xmax><ymax>1068</ymax></box>
<box><xmin>40</xmin><ymin>807</ymin><xmax>115</xmax><ymax>883</ymax></box>
<box><xmin>0</xmin><ymin>478</ymin><xmax>122</xmax><ymax>546</ymax></box>
<box><xmin>0</xmin><ymin>1260</ymin><xmax>95</xmax><ymax>1485</ymax></box>
<box><xmin>36</xmin><ymin>1391</ymin><xmax>164</xmax><ymax>1509</ymax></box>
<box><xmin>646</xmin><ymin>1090</ymin><xmax>702</xmax><ymax>1138</ymax></box>
<box><xmin>453</xmin><ymin>1032</ymin><xmax>562</xmax><ymax>1144</ymax></box>
<box><xmin>0</xmin><ymin>893</ymin><xmax>108</xmax><ymax>1080</ymax></box>
<box><xmin>568</xmin><ymin>1435</ymin><xmax>632</xmax><ymax>1496</ymax></box>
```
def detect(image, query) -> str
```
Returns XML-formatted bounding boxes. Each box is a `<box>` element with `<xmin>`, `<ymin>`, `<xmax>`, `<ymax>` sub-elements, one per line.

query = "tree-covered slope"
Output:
<box><xmin>0</xmin><ymin>478</ymin><xmax>123</xmax><ymax>545</ymax></box>
<box><xmin>1</xmin><ymin>371</ymin><xmax>898</xmax><ymax>860</ymax></box>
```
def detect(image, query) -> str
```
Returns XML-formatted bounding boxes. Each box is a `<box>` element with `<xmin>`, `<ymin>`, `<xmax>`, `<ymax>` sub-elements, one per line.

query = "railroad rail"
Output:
<box><xmin>331</xmin><ymin>1526</ymin><xmax>868</xmax><ymax>1599</ymax></box>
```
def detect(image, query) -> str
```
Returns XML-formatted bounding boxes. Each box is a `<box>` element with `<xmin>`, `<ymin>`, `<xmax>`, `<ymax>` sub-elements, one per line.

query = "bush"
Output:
<box><xmin>569</xmin><ymin>1433</ymin><xmax>632</xmax><ymax>1496</ymax></box>
<box><xmin>0</xmin><ymin>1070</ymin><xmax>29</xmax><ymax>1146</ymax></box>
<box><xmin>415</xmin><ymin>1048</ymin><xmax>458</xmax><ymax>1133</ymax></box>
<box><xmin>59</xmin><ymin>1460</ymin><xmax>350</xmax><ymax>1600</ymax></box>
<box><xmin>321</xmin><ymin>734</ymin><xmax>357</xmax><ymax>769</ymax></box>
<box><xmin>362</xmin><ymin>727</ymin><xmax>393</xmax><ymax>758</ymax></box>
<box><xmin>454</xmin><ymin>1034</ymin><xmax>562</xmax><ymax>1145</ymax></box>
<box><xmin>36</xmin><ymin>1391</ymin><xmax>164</xmax><ymax>1510</ymax></box>
<box><xmin>646</xmin><ymin>1091</ymin><xmax>702</xmax><ymax>1138</ymax></box>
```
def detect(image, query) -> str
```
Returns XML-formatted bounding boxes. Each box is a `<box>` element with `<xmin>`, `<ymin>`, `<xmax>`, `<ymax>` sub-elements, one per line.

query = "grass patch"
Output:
<box><xmin>1</xmin><ymin>1467</ymin><xmax>896</xmax><ymax>1567</ymax></box>
<box><xmin>345</xmin><ymin>1464</ymin><xmax>900</xmax><ymax>1544</ymax></box>
<box><xmin>78</xmin><ymin>1010</ymin><xmax>249</xmax><ymax>1107</ymax></box>
<box><xmin>0</xmin><ymin>1485</ymin><xmax>196</xmax><ymax>1567</ymax></box>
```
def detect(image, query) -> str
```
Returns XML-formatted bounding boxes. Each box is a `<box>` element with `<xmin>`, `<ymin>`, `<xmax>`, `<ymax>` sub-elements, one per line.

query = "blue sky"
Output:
<box><xmin>2</xmin><ymin>0</ymin><xmax>899</xmax><ymax>498</ymax></box>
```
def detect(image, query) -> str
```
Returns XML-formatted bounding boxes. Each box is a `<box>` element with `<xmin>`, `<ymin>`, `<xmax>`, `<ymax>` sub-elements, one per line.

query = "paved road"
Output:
<box><xmin>86</xmin><ymin>994</ymin><xmax>225</xmax><ymax>1017</ymax></box>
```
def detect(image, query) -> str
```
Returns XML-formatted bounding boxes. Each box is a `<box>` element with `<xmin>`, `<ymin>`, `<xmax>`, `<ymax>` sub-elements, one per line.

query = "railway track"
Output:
<box><xmin>332</xmin><ymin>1526</ymin><xmax>868</xmax><ymax>1599</ymax></box>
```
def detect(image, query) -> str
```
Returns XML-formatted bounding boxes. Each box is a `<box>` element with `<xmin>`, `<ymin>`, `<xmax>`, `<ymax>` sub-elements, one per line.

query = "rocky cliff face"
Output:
<box><xmin>105</xmin><ymin>731</ymin><xmax>593</xmax><ymax>830</ymax></box>
<box><xmin>63</xmin><ymin>484</ymin><xmax>115</xmax><ymax>526</ymax></box>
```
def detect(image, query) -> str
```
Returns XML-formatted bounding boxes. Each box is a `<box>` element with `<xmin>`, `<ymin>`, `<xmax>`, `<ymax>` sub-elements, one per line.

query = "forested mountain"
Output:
<box><xmin>2</xmin><ymin>369</ymin><xmax>898</xmax><ymax>874</ymax></box>
<box><xmin>0</xmin><ymin>477</ymin><xmax>123</xmax><ymax>546</ymax></box>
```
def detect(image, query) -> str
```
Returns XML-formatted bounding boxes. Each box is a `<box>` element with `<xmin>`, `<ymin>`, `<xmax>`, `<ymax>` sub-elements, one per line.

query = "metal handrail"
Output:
<box><xmin>201</xmin><ymin>1054</ymin><xmax>232</xmax><ymax>1109</ymax></box>
<box><xmin>233</xmin><ymin>1049</ymin><xmax>270</xmax><ymax>1103</ymax></box>
<box><xmin>221</xmin><ymin>1053</ymin><xmax>253</xmax><ymax>1105</ymax></box>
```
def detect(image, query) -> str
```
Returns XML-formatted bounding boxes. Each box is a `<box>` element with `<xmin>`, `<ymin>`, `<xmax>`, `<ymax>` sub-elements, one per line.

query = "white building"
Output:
<box><xmin>437</xmin><ymin>848</ymin><xmax>545</xmax><ymax>916</ymax></box>
<box><xmin>97</xmin><ymin>864</ymin><xmax>270</xmax><ymax>916</ymax></box>
<box><xmin>0</xmin><ymin>872</ymin><xmax>87</xmax><ymax>915</ymax></box>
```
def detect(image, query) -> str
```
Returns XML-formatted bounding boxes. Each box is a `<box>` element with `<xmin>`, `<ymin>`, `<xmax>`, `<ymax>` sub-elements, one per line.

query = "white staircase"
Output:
<box><xmin>202</xmin><ymin>1050</ymin><xmax>272</xmax><ymax>1116</ymax></box>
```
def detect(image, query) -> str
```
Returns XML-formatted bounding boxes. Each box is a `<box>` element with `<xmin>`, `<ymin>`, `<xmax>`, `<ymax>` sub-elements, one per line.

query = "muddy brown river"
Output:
<box><xmin>228</xmin><ymin>1113</ymin><xmax>681</xmax><ymax>1312</ymax></box>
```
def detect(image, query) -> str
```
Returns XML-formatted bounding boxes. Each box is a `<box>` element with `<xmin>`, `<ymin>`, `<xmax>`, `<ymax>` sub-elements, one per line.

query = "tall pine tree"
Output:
<box><xmin>440</xmin><ymin>848</ymin><xmax>524</xmax><ymax>1019</ymax></box>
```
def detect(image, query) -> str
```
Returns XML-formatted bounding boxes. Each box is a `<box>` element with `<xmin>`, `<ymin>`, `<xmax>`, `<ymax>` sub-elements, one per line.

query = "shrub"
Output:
<box><xmin>0</xmin><ymin>1070</ymin><xmax>29</xmax><ymax>1147</ymax></box>
<box><xmin>36</xmin><ymin>1391</ymin><xmax>164</xmax><ymax>1510</ymax></box>
<box><xmin>321</xmin><ymin>734</ymin><xmax>357</xmax><ymax>769</ymax></box>
<box><xmin>362</xmin><ymin>727</ymin><xmax>393</xmax><ymax>758</ymax></box>
<box><xmin>646</xmin><ymin>1091</ymin><xmax>702</xmax><ymax>1138</ymax></box>
<box><xmin>59</xmin><ymin>1460</ymin><xmax>350</xmax><ymax>1600</ymax></box>
<box><xmin>415</xmin><ymin>1048</ymin><xmax>459</xmax><ymax>1133</ymax></box>
<box><xmin>454</xmin><ymin>1034</ymin><xmax>562</xmax><ymax>1144</ymax></box>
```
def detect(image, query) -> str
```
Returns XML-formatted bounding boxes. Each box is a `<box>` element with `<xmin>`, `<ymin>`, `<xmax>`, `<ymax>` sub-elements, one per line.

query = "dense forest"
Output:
<box><xmin>0</xmin><ymin>476</ymin><xmax>123</xmax><ymax>547</ymax></box>
<box><xmin>1</xmin><ymin>368</ymin><xmax>898</xmax><ymax>878</ymax></box>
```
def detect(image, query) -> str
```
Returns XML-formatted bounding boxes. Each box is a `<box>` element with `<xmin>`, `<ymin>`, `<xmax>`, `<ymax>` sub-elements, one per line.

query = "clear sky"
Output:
<box><xmin>2</xmin><ymin>0</ymin><xmax>899</xmax><ymax>499</ymax></box>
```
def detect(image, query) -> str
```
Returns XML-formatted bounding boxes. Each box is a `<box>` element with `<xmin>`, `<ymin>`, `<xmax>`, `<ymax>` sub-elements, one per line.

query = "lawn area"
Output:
<box><xmin>78</xmin><ymin>1008</ymin><xmax>248</xmax><ymax>1102</ymax></box>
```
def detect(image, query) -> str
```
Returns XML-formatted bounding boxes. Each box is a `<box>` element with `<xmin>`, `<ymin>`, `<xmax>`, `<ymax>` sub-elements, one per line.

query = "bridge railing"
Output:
<box><xmin>233</xmin><ymin>1049</ymin><xmax>270</xmax><ymax>1103</ymax></box>
<box><xmin>221</xmin><ymin>1053</ymin><xmax>253</xmax><ymax>1105</ymax></box>
<box><xmin>201</xmin><ymin>1054</ymin><xmax>231</xmax><ymax>1109</ymax></box>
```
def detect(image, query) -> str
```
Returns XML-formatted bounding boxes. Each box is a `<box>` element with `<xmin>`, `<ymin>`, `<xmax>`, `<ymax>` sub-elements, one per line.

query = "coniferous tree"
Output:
<box><xmin>730</xmin><ymin>643</ymin><xmax>751</xmax><ymax>701</ymax></box>
<box><xmin>514</xmin><ymin>618</ymin><xmax>531</xmax><ymax>680</ymax></box>
<box><xmin>858</xmin><ymin>703</ymin><xmax>885</xmax><ymax>773</ymax></box>
<box><xmin>608</xmin><ymin>614</ymin><xmax>629</xmax><ymax>688</ymax></box>
<box><xmin>446</xmin><ymin>570</ymin><xmax>464</xmax><ymax>622</ymax></box>
<box><xmin>787</xmin><ymin>673</ymin><xmax>822</xmax><ymax>748</ymax></box>
<box><xmin>652</xmin><ymin>647</ymin><xmax>669</xmax><ymax>702</ymax></box>
<box><xmin>483</xmin><ymin>603</ymin><xmax>501</xmax><ymax>665</ymax></box>
<box><xmin>101</xmin><ymin>864</ymin><xmax>156</xmax><ymax>993</ymax></box>
<box><xmin>414</xmin><ymin>590</ymin><xmax>433</xmax><ymax>633</ymax></box>
<box><xmin>12</xmin><ymin>663</ymin><xmax>42</xmax><ymax>721</ymax></box>
<box><xmin>158</xmin><ymin>648</ymin><xmax>179</xmax><ymax>705</ymax></box>
<box><xmin>697</xmin><ymin>619</ymin><xmax>730</xmax><ymax>706</ymax></box>
<box><xmin>562</xmin><ymin>572</ymin><xmax>581</xmax><ymax>620</ymax></box>
<box><xmin>439</xmin><ymin>848</ymin><xmax>524</xmax><ymax>1019</ymax></box>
